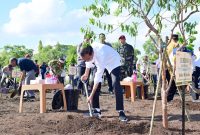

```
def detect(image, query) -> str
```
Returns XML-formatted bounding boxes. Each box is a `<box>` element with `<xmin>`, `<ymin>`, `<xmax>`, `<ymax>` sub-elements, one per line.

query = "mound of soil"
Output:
<box><xmin>56</xmin><ymin>115</ymin><xmax>149</xmax><ymax>135</ymax></box>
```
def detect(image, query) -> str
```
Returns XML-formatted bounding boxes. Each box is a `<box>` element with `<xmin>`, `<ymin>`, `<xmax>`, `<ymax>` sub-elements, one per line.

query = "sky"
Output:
<box><xmin>0</xmin><ymin>0</ymin><xmax>200</xmax><ymax>55</ymax></box>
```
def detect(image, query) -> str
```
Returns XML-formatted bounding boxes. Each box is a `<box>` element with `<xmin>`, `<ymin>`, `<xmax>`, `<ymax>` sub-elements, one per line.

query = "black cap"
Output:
<box><xmin>172</xmin><ymin>34</ymin><xmax>178</xmax><ymax>40</ymax></box>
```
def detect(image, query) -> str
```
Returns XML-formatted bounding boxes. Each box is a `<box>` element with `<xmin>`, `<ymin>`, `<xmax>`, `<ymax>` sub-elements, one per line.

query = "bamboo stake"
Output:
<box><xmin>161</xmin><ymin>38</ymin><xmax>168</xmax><ymax>129</ymax></box>
<box><xmin>149</xmin><ymin>56</ymin><xmax>163</xmax><ymax>135</ymax></box>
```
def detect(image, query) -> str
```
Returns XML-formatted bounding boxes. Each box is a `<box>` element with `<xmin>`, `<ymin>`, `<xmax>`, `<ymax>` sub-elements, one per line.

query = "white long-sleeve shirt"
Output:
<box><xmin>86</xmin><ymin>42</ymin><xmax>121</xmax><ymax>85</ymax></box>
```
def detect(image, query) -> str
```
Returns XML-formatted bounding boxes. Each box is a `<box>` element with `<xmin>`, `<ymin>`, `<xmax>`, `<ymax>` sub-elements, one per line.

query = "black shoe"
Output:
<box><xmin>119</xmin><ymin>111</ymin><xmax>128</xmax><ymax>122</ymax></box>
<box><xmin>92</xmin><ymin>108</ymin><xmax>101</xmax><ymax>118</ymax></box>
<box><xmin>29</xmin><ymin>96</ymin><xmax>36</xmax><ymax>99</ymax></box>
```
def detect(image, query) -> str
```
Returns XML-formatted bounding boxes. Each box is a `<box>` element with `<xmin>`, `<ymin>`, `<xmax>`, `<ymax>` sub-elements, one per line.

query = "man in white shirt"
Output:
<box><xmin>80</xmin><ymin>42</ymin><xmax>127</xmax><ymax>122</ymax></box>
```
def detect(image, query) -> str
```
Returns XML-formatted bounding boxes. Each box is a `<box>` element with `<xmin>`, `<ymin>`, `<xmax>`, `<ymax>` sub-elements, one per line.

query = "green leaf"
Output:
<box><xmin>89</xmin><ymin>18</ymin><xmax>95</xmax><ymax>25</ymax></box>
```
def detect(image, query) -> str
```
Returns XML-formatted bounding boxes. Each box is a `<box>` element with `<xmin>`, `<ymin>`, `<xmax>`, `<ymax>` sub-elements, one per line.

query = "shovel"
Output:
<box><xmin>10</xmin><ymin>78</ymin><xmax>20</xmax><ymax>98</ymax></box>
<box><xmin>82</xmin><ymin>81</ymin><xmax>93</xmax><ymax>117</ymax></box>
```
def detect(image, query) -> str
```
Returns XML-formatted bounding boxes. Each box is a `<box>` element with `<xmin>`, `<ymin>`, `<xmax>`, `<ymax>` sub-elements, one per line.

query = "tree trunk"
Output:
<box><xmin>161</xmin><ymin>38</ymin><xmax>168</xmax><ymax>129</ymax></box>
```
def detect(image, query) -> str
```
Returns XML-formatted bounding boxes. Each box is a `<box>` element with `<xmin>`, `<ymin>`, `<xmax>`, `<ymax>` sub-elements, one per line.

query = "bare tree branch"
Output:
<box><xmin>160</xmin><ymin>16</ymin><xmax>176</xmax><ymax>24</ymax></box>
<box><xmin>171</xmin><ymin>8</ymin><xmax>199</xmax><ymax>34</ymax></box>
<box><xmin>132</xmin><ymin>0</ymin><xmax>140</xmax><ymax>7</ymax></box>
<box><xmin>146</xmin><ymin>0</ymin><xmax>155</xmax><ymax>16</ymax></box>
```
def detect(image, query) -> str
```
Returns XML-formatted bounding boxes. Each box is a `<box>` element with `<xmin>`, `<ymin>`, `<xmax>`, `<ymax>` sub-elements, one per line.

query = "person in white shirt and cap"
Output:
<box><xmin>80</xmin><ymin>42</ymin><xmax>128</xmax><ymax>122</ymax></box>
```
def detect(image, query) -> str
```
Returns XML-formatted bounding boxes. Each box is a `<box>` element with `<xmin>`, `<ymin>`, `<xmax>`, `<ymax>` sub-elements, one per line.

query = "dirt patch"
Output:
<box><xmin>173</xmin><ymin>99</ymin><xmax>200</xmax><ymax>111</ymax></box>
<box><xmin>0</xmin><ymin>88</ymin><xmax>200</xmax><ymax>135</ymax></box>
<box><xmin>56</xmin><ymin>115</ymin><xmax>149</xmax><ymax>135</ymax></box>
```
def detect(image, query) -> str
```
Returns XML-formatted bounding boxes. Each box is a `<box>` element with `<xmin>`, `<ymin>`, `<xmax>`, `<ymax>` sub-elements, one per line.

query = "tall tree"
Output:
<box><xmin>34</xmin><ymin>42</ymin><xmax>76</xmax><ymax>65</ymax></box>
<box><xmin>143</xmin><ymin>38</ymin><xmax>159</xmax><ymax>62</ymax></box>
<box><xmin>66</xmin><ymin>46</ymin><xmax>77</xmax><ymax>69</ymax></box>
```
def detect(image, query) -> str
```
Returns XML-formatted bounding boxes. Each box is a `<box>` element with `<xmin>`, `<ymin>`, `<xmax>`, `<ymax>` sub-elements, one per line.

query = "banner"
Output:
<box><xmin>175</xmin><ymin>51</ymin><xmax>192</xmax><ymax>86</ymax></box>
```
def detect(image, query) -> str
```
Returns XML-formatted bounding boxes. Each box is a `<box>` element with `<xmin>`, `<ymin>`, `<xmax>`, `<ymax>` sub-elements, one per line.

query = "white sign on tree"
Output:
<box><xmin>175</xmin><ymin>51</ymin><xmax>192</xmax><ymax>86</ymax></box>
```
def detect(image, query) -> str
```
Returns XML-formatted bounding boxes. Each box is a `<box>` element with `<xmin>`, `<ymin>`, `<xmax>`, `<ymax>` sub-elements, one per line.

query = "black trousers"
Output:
<box><xmin>151</xmin><ymin>74</ymin><xmax>157</xmax><ymax>94</ymax></box>
<box><xmin>77</xmin><ymin>66</ymin><xmax>86</xmax><ymax>92</ymax></box>
<box><xmin>41</xmin><ymin>72</ymin><xmax>45</xmax><ymax>79</ymax></box>
<box><xmin>142</xmin><ymin>73</ymin><xmax>149</xmax><ymax>99</ymax></box>
<box><xmin>104</xmin><ymin>69</ymin><xmax>113</xmax><ymax>92</ymax></box>
<box><xmin>90</xmin><ymin>67</ymin><xmax>101</xmax><ymax>108</ymax></box>
<box><xmin>92</xmin><ymin>66</ymin><xmax>124</xmax><ymax>110</ymax></box>
<box><xmin>166</xmin><ymin>69</ymin><xmax>177</xmax><ymax>102</ymax></box>
<box><xmin>58</xmin><ymin>77</ymin><xmax>64</xmax><ymax>84</ymax></box>
<box><xmin>191</xmin><ymin>66</ymin><xmax>200</xmax><ymax>100</ymax></box>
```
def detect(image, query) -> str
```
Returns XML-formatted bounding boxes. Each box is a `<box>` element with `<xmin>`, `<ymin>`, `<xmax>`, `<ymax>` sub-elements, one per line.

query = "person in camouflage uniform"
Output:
<box><xmin>117</xmin><ymin>35</ymin><xmax>134</xmax><ymax>80</ymax></box>
<box><xmin>48</xmin><ymin>58</ymin><xmax>65</xmax><ymax>84</ymax></box>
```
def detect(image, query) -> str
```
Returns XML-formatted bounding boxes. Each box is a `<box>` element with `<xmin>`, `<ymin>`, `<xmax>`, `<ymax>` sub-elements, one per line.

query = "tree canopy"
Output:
<box><xmin>0</xmin><ymin>45</ymin><xmax>33</xmax><ymax>67</ymax></box>
<box><xmin>33</xmin><ymin>41</ymin><xmax>77</xmax><ymax>67</ymax></box>
<box><xmin>143</xmin><ymin>38</ymin><xmax>159</xmax><ymax>62</ymax></box>
<box><xmin>0</xmin><ymin>41</ymin><xmax>77</xmax><ymax>69</ymax></box>
<box><xmin>82</xmin><ymin>0</ymin><xmax>200</xmax><ymax>47</ymax></box>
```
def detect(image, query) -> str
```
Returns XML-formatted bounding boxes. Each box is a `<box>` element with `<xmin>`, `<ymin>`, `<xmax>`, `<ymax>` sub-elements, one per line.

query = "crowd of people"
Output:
<box><xmin>0</xmin><ymin>33</ymin><xmax>199</xmax><ymax>122</ymax></box>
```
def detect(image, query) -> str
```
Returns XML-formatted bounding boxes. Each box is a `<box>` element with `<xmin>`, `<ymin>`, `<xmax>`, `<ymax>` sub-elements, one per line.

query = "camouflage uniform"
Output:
<box><xmin>117</xmin><ymin>43</ymin><xmax>134</xmax><ymax>80</ymax></box>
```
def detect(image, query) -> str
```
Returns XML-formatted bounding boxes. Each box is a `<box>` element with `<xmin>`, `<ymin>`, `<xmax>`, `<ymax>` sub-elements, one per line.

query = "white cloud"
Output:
<box><xmin>2</xmin><ymin>0</ymin><xmax>199</xmax><ymax>56</ymax></box>
<box><xmin>2</xmin><ymin>0</ymin><xmax>90</xmax><ymax>36</ymax></box>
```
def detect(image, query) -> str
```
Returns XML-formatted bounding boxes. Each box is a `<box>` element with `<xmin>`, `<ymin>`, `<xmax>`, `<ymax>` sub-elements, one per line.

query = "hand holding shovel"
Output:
<box><xmin>82</xmin><ymin>80</ymin><xmax>93</xmax><ymax>117</ymax></box>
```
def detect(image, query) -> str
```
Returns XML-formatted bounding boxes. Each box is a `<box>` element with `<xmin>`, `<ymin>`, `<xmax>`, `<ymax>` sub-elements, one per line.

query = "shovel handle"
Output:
<box><xmin>83</xmin><ymin>82</ymin><xmax>93</xmax><ymax>117</ymax></box>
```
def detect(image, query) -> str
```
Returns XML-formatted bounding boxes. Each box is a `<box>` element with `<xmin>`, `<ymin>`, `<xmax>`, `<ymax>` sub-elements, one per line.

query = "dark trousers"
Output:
<box><xmin>151</xmin><ymin>74</ymin><xmax>157</xmax><ymax>94</ymax></box>
<box><xmin>91</xmin><ymin>82</ymin><xmax>101</xmax><ymax>108</ymax></box>
<box><xmin>142</xmin><ymin>73</ymin><xmax>149</xmax><ymax>98</ymax></box>
<box><xmin>41</xmin><ymin>72</ymin><xmax>45</xmax><ymax>79</ymax></box>
<box><xmin>58</xmin><ymin>77</ymin><xmax>64</xmax><ymax>84</ymax></box>
<box><xmin>166</xmin><ymin>69</ymin><xmax>177</xmax><ymax>102</ymax></box>
<box><xmin>77</xmin><ymin>66</ymin><xmax>86</xmax><ymax>92</ymax></box>
<box><xmin>104</xmin><ymin>69</ymin><xmax>113</xmax><ymax>92</ymax></box>
<box><xmin>69</xmin><ymin>75</ymin><xmax>74</xmax><ymax>85</ymax></box>
<box><xmin>92</xmin><ymin>66</ymin><xmax>124</xmax><ymax>110</ymax></box>
<box><xmin>91</xmin><ymin>67</ymin><xmax>101</xmax><ymax>108</ymax></box>
<box><xmin>191</xmin><ymin>66</ymin><xmax>200</xmax><ymax>100</ymax></box>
